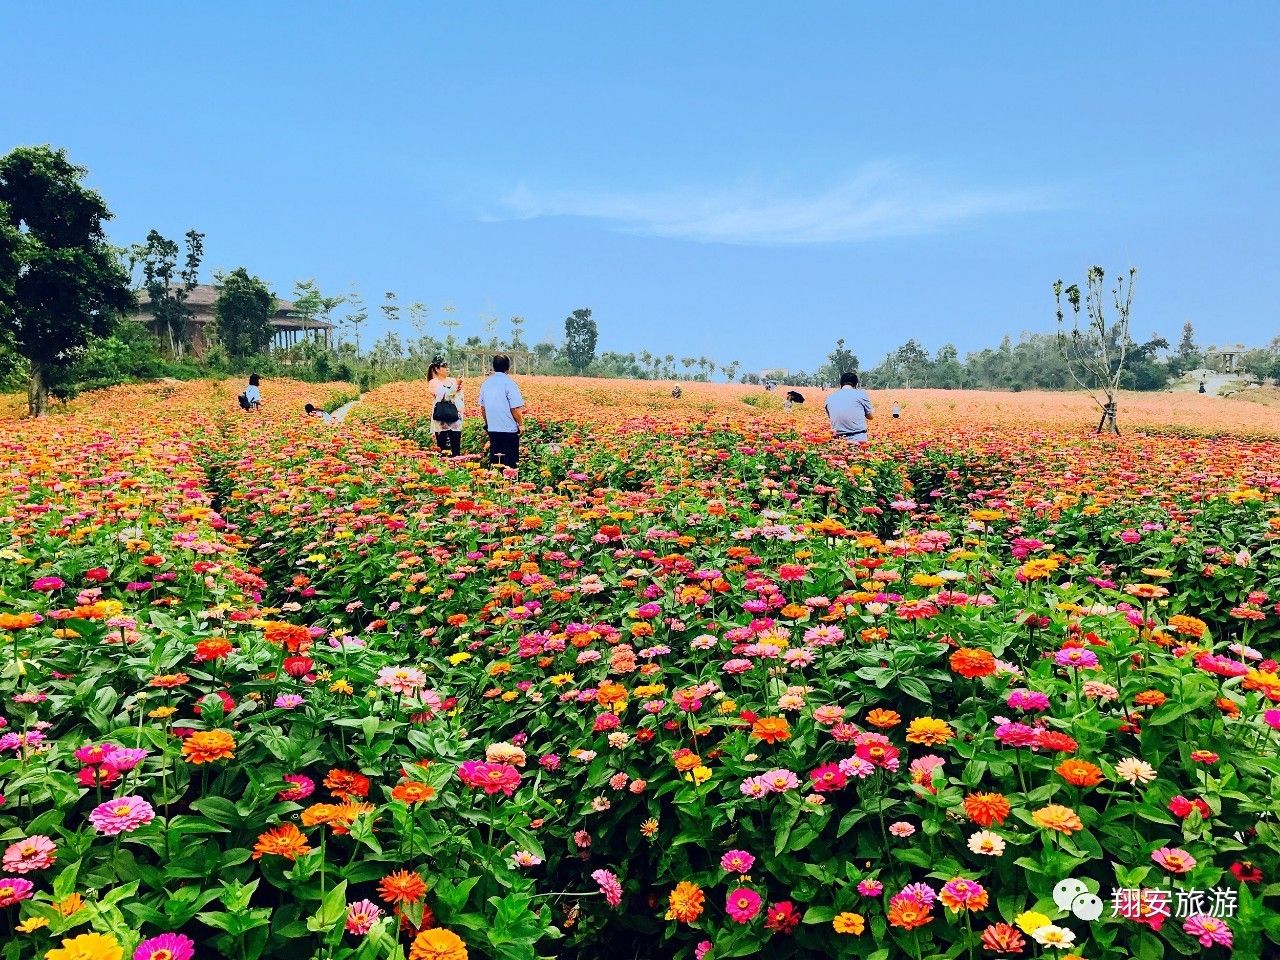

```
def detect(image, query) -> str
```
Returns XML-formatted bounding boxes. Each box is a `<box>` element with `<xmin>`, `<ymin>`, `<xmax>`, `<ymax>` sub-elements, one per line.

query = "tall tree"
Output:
<box><xmin>139</xmin><ymin>229</ymin><xmax>203</xmax><ymax>360</ymax></box>
<box><xmin>564</xmin><ymin>307</ymin><xmax>598</xmax><ymax>373</ymax></box>
<box><xmin>0</xmin><ymin>146</ymin><xmax>134</xmax><ymax>416</ymax></box>
<box><xmin>1054</xmin><ymin>266</ymin><xmax>1137</xmax><ymax>434</ymax></box>
<box><xmin>509</xmin><ymin>314</ymin><xmax>527</xmax><ymax>348</ymax></box>
<box><xmin>344</xmin><ymin>286</ymin><xmax>368</xmax><ymax>357</ymax></box>
<box><xmin>380</xmin><ymin>291</ymin><xmax>400</xmax><ymax>330</ymax></box>
<box><xmin>214</xmin><ymin>268</ymin><xmax>275</xmax><ymax>358</ymax></box>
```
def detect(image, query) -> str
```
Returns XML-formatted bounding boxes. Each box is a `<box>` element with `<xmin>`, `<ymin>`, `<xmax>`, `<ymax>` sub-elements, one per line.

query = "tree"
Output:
<box><xmin>0</xmin><ymin>146</ymin><xmax>134</xmax><ymax>416</ymax></box>
<box><xmin>214</xmin><ymin>268</ymin><xmax>275</xmax><ymax>358</ymax></box>
<box><xmin>380</xmin><ymin>292</ymin><xmax>400</xmax><ymax>330</ymax></box>
<box><xmin>137</xmin><ymin>228</ymin><xmax>203</xmax><ymax>359</ymax></box>
<box><xmin>1054</xmin><ymin>266</ymin><xmax>1137</xmax><ymax>434</ymax></box>
<box><xmin>564</xmin><ymin>307</ymin><xmax>598</xmax><ymax>373</ymax></box>
<box><xmin>894</xmin><ymin>338</ymin><xmax>932</xmax><ymax>387</ymax></box>
<box><xmin>509</xmin><ymin>315</ymin><xmax>527</xmax><ymax>349</ymax></box>
<box><xmin>344</xmin><ymin>286</ymin><xmax>368</xmax><ymax>357</ymax></box>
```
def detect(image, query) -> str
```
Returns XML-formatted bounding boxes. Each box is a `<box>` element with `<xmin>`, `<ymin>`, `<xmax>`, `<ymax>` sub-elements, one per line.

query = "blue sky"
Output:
<box><xmin>3</xmin><ymin>3</ymin><xmax>1277</xmax><ymax>373</ymax></box>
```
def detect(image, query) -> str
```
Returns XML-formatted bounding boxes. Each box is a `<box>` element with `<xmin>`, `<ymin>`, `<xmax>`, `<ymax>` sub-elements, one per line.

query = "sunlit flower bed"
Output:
<box><xmin>2</xmin><ymin>377</ymin><xmax>1279</xmax><ymax>960</ymax></box>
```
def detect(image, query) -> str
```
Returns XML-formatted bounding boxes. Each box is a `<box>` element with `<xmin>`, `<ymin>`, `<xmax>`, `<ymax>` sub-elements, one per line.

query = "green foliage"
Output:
<box><xmin>563</xmin><ymin>307</ymin><xmax>598</xmax><ymax>373</ymax></box>
<box><xmin>214</xmin><ymin>267</ymin><xmax>275</xmax><ymax>358</ymax></box>
<box><xmin>0</xmin><ymin>145</ymin><xmax>135</xmax><ymax>414</ymax></box>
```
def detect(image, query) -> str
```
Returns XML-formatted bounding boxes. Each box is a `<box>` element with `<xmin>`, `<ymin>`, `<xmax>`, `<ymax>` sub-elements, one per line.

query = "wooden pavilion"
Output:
<box><xmin>131</xmin><ymin>284</ymin><xmax>334</xmax><ymax>357</ymax></box>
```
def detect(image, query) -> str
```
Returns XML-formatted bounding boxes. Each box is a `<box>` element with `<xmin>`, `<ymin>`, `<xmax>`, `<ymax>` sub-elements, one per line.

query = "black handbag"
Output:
<box><xmin>432</xmin><ymin>398</ymin><xmax>459</xmax><ymax>422</ymax></box>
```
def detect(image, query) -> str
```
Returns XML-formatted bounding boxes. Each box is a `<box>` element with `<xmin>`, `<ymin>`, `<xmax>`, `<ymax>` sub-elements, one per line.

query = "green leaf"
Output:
<box><xmin>307</xmin><ymin>880</ymin><xmax>348</xmax><ymax>933</ymax></box>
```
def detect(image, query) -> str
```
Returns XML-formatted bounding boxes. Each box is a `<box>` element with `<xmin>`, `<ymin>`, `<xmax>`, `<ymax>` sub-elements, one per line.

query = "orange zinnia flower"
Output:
<box><xmin>888</xmin><ymin>896</ymin><xmax>933</xmax><ymax>929</ymax></box>
<box><xmin>262</xmin><ymin>621</ymin><xmax>313</xmax><ymax>653</ymax></box>
<box><xmin>324</xmin><ymin>768</ymin><xmax>371</xmax><ymax>800</ymax></box>
<box><xmin>949</xmin><ymin>648</ymin><xmax>997</xmax><ymax>679</ymax></box>
<box><xmin>963</xmin><ymin>792</ymin><xmax>1011</xmax><ymax>827</ymax></box>
<box><xmin>378</xmin><ymin>870</ymin><xmax>428</xmax><ymax>905</ymax></box>
<box><xmin>253</xmin><ymin>823</ymin><xmax>312</xmax><ymax>860</ymax></box>
<box><xmin>1134</xmin><ymin>689</ymin><xmax>1167</xmax><ymax>708</ymax></box>
<box><xmin>392</xmin><ymin>782</ymin><xmax>437</xmax><ymax>804</ymax></box>
<box><xmin>1056</xmin><ymin>759</ymin><xmax>1104</xmax><ymax>788</ymax></box>
<box><xmin>409</xmin><ymin>927</ymin><xmax>469</xmax><ymax>960</ymax></box>
<box><xmin>1032</xmin><ymin>804</ymin><xmax>1084</xmax><ymax>834</ymax></box>
<box><xmin>865</xmin><ymin>708</ymin><xmax>901</xmax><ymax>728</ymax></box>
<box><xmin>751</xmin><ymin>716</ymin><xmax>791</xmax><ymax>744</ymax></box>
<box><xmin>181</xmin><ymin>729</ymin><xmax>236</xmax><ymax>764</ymax></box>
<box><xmin>665</xmin><ymin>881</ymin><xmax>705</xmax><ymax>923</ymax></box>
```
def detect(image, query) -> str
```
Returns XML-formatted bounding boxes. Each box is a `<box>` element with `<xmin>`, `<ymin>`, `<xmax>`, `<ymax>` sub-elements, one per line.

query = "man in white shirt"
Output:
<box><xmin>477</xmin><ymin>354</ymin><xmax>526</xmax><ymax>469</ymax></box>
<box><xmin>824</xmin><ymin>371</ymin><xmax>873</xmax><ymax>444</ymax></box>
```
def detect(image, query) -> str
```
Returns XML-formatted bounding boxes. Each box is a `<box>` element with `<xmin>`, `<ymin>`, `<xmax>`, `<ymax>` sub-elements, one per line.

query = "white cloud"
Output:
<box><xmin>491</xmin><ymin>162</ymin><xmax>1056</xmax><ymax>245</ymax></box>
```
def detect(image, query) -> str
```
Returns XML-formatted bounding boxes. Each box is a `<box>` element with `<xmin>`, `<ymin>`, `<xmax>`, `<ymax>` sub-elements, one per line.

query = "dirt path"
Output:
<box><xmin>331</xmin><ymin>399</ymin><xmax>360</xmax><ymax>422</ymax></box>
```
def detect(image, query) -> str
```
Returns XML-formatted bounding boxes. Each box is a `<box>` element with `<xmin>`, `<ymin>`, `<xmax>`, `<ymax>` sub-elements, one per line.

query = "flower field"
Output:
<box><xmin>3</xmin><ymin>377</ymin><xmax>1280</xmax><ymax>960</ymax></box>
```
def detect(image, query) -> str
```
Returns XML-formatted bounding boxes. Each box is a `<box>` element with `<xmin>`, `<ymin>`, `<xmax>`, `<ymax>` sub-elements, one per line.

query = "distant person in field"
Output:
<box><xmin>1199</xmin><ymin>381</ymin><xmax>1207</xmax><ymax>394</ymax></box>
<box><xmin>784</xmin><ymin>390</ymin><xmax>804</xmax><ymax>410</ymax></box>
<box><xmin>671</xmin><ymin>386</ymin><xmax>682</xmax><ymax>398</ymax></box>
<box><xmin>478</xmin><ymin>354</ymin><xmax>525</xmax><ymax>470</ymax></box>
<box><xmin>304</xmin><ymin>403</ymin><xmax>332</xmax><ymax>423</ymax></box>
<box><xmin>825</xmin><ymin>371</ymin><xmax>873</xmax><ymax>445</ymax></box>
<box><xmin>427</xmin><ymin>358</ymin><xmax>465</xmax><ymax>457</ymax></box>
<box><xmin>239</xmin><ymin>374</ymin><xmax>261</xmax><ymax>411</ymax></box>
<box><xmin>892</xmin><ymin>402</ymin><xmax>901</xmax><ymax>419</ymax></box>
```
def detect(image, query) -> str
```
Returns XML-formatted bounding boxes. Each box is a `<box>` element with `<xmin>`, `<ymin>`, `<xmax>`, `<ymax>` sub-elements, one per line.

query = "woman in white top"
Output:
<box><xmin>244</xmin><ymin>374</ymin><xmax>261</xmax><ymax>410</ymax></box>
<box><xmin>426</xmin><ymin>359</ymin><xmax>464</xmax><ymax>456</ymax></box>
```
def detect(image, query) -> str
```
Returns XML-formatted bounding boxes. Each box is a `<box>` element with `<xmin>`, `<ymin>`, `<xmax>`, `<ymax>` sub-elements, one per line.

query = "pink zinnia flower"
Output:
<box><xmin>88</xmin><ymin>795</ymin><xmax>155</xmax><ymax>835</ymax></box>
<box><xmin>857</xmin><ymin>879</ymin><xmax>884</xmax><ymax>897</ymax></box>
<box><xmin>761</xmin><ymin>768</ymin><xmax>799</xmax><ymax>792</ymax></box>
<box><xmin>0</xmin><ymin>876</ymin><xmax>35</xmax><ymax>907</ymax></box>
<box><xmin>695</xmin><ymin>941</ymin><xmax>713</xmax><ymax>960</ymax></box>
<box><xmin>720</xmin><ymin>850</ymin><xmax>755</xmax><ymax>873</ymax></box>
<box><xmin>134</xmin><ymin>932</ymin><xmax>195</xmax><ymax>960</ymax></box>
<box><xmin>889</xmin><ymin>821</ymin><xmax>916</xmax><ymax>837</ymax></box>
<box><xmin>592</xmin><ymin>868</ymin><xmax>622</xmax><ymax>907</ymax></box>
<box><xmin>458</xmin><ymin>760</ymin><xmax>522</xmax><ymax>796</ymax></box>
<box><xmin>1183</xmin><ymin>914</ymin><xmax>1232</xmax><ymax>948</ymax></box>
<box><xmin>345</xmin><ymin>899</ymin><xmax>382</xmax><ymax>935</ymax></box>
<box><xmin>1152</xmin><ymin>847</ymin><xmax>1197</xmax><ymax>874</ymax></box>
<box><xmin>726</xmin><ymin>887</ymin><xmax>762</xmax><ymax>923</ymax></box>
<box><xmin>104</xmin><ymin>748</ymin><xmax>149</xmax><ymax>773</ymax></box>
<box><xmin>2</xmin><ymin>835</ymin><xmax>56</xmax><ymax>873</ymax></box>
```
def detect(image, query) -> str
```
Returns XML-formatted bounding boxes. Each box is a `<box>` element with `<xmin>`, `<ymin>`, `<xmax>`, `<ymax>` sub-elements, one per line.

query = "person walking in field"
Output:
<box><xmin>477</xmin><ymin>353</ymin><xmax>525</xmax><ymax>470</ymax></box>
<box><xmin>825</xmin><ymin>371</ymin><xmax>873</xmax><ymax>445</ymax></box>
<box><xmin>427</xmin><ymin>358</ymin><xmax>465</xmax><ymax>457</ymax></box>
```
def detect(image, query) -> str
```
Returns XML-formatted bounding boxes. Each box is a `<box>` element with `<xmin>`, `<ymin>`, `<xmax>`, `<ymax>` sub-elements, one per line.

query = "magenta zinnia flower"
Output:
<box><xmin>88</xmin><ymin>795</ymin><xmax>155</xmax><ymax>835</ymax></box>
<box><xmin>2</xmin><ymin>835</ymin><xmax>56</xmax><ymax>873</ymax></box>
<box><xmin>345</xmin><ymin>899</ymin><xmax>382</xmax><ymax>935</ymax></box>
<box><xmin>134</xmin><ymin>932</ymin><xmax>195</xmax><ymax>960</ymax></box>
<box><xmin>0</xmin><ymin>876</ymin><xmax>34</xmax><ymax>907</ymax></box>
<box><xmin>726</xmin><ymin>887</ymin><xmax>762</xmax><ymax>923</ymax></box>
<box><xmin>720</xmin><ymin>849</ymin><xmax>756</xmax><ymax>874</ymax></box>
<box><xmin>592</xmin><ymin>868</ymin><xmax>623</xmax><ymax>907</ymax></box>
<box><xmin>278</xmin><ymin>774</ymin><xmax>315</xmax><ymax>802</ymax></box>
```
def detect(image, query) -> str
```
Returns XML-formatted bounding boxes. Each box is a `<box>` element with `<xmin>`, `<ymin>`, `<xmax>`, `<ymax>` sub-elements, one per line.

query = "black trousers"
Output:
<box><xmin>435</xmin><ymin>430</ymin><xmax>460</xmax><ymax>457</ymax></box>
<box><xmin>487</xmin><ymin>431</ymin><xmax>520</xmax><ymax>469</ymax></box>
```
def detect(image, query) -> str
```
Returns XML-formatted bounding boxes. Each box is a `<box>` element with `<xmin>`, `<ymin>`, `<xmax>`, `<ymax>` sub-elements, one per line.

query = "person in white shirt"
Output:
<box><xmin>824</xmin><ymin>371</ymin><xmax>873</xmax><ymax>444</ymax></box>
<box><xmin>244</xmin><ymin>374</ymin><xmax>261</xmax><ymax>410</ymax></box>
<box><xmin>427</xmin><ymin>358</ymin><xmax>465</xmax><ymax>457</ymax></box>
<box><xmin>304</xmin><ymin>403</ymin><xmax>332</xmax><ymax>423</ymax></box>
